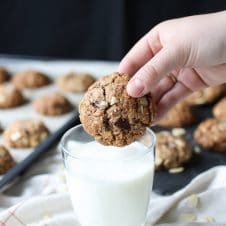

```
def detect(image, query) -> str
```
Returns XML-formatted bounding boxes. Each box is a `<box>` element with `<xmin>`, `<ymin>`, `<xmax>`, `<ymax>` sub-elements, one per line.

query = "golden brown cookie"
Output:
<box><xmin>194</xmin><ymin>118</ymin><xmax>226</xmax><ymax>152</ymax></box>
<box><xmin>33</xmin><ymin>93</ymin><xmax>72</xmax><ymax>116</ymax></box>
<box><xmin>158</xmin><ymin>101</ymin><xmax>195</xmax><ymax>128</ymax></box>
<box><xmin>213</xmin><ymin>97</ymin><xmax>226</xmax><ymax>121</ymax></box>
<box><xmin>185</xmin><ymin>85</ymin><xmax>225</xmax><ymax>105</ymax></box>
<box><xmin>0</xmin><ymin>145</ymin><xmax>15</xmax><ymax>174</ymax></box>
<box><xmin>3</xmin><ymin>119</ymin><xmax>49</xmax><ymax>148</ymax></box>
<box><xmin>12</xmin><ymin>70</ymin><xmax>50</xmax><ymax>89</ymax></box>
<box><xmin>0</xmin><ymin>84</ymin><xmax>25</xmax><ymax>108</ymax></box>
<box><xmin>57</xmin><ymin>72</ymin><xmax>95</xmax><ymax>92</ymax></box>
<box><xmin>79</xmin><ymin>72</ymin><xmax>155</xmax><ymax>147</ymax></box>
<box><xmin>0</xmin><ymin>67</ymin><xmax>10</xmax><ymax>84</ymax></box>
<box><xmin>155</xmin><ymin>131</ymin><xmax>192</xmax><ymax>170</ymax></box>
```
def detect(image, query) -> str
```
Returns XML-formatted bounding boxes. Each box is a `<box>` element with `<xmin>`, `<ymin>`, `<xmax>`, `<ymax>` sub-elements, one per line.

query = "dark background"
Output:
<box><xmin>0</xmin><ymin>0</ymin><xmax>225</xmax><ymax>61</ymax></box>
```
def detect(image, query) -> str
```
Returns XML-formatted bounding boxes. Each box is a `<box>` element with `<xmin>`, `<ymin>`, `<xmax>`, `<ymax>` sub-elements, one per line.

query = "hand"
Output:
<box><xmin>118</xmin><ymin>11</ymin><xmax>226</xmax><ymax>122</ymax></box>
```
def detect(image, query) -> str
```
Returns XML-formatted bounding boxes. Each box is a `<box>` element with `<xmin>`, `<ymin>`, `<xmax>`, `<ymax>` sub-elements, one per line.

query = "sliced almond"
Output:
<box><xmin>10</xmin><ymin>131</ymin><xmax>22</xmax><ymax>141</ymax></box>
<box><xmin>179</xmin><ymin>213</ymin><xmax>196</xmax><ymax>222</ymax></box>
<box><xmin>174</xmin><ymin>139</ymin><xmax>185</xmax><ymax>147</ymax></box>
<box><xmin>169</xmin><ymin>167</ymin><xmax>184</xmax><ymax>174</ymax></box>
<box><xmin>205</xmin><ymin>216</ymin><xmax>215</xmax><ymax>223</ymax></box>
<box><xmin>194</xmin><ymin>146</ymin><xmax>201</xmax><ymax>154</ymax></box>
<box><xmin>172</xmin><ymin>128</ymin><xmax>186</xmax><ymax>136</ymax></box>
<box><xmin>110</xmin><ymin>96</ymin><xmax>118</xmax><ymax>105</ymax></box>
<box><xmin>187</xmin><ymin>194</ymin><xmax>199</xmax><ymax>208</ymax></box>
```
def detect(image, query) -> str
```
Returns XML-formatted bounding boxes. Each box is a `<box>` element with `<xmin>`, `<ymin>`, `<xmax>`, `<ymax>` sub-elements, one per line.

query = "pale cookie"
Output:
<box><xmin>158</xmin><ymin>101</ymin><xmax>195</xmax><ymax>128</ymax></box>
<box><xmin>213</xmin><ymin>97</ymin><xmax>226</xmax><ymax>121</ymax></box>
<box><xmin>13</xmin><ymin>70</ymin><xmax>50</xmax><ymax>89</ymax></box>
<box><xmin>194</xmin><ymin>118</ymin><xmax>226</xmax><ymax>152</ymax></box>
<box><xmin>155</xmin><ymin>131</ymin><xmax>192</xmax><ymax>170</ymax></box>
<box><xmin>185</xmin><ymin>85</ymin><xmax>225</xmax><ymax>105</ymax></box>
<box><xmin>0</xmin><ymin>84</ymin><xmax>25</xmax><ymax>108</ymax></box>
<box><xmin>57</xmin><ymin>72</ymin><xmax>95</xmax><ymax>92</ymax></box>
<box><xmin>79</xmin><ymin>72</ymin><xmax>155</xmax><ymax>147</ymax></box>
<box><xmin>3</xmin><ymin>119</ymin><xmax>49</xmax><ymax>148</ymax></box>
<box><xmin>33</xmin><ymin>92</ymin><xmax>72</xmax><ymax>116</ymax></box>
<box><xmin>0</xmin><ymin>145</ymin><xmax>15</xmax><ymax>174</ymax></box>
<box><xmin>0</xmin><ymin>67</ymin><xmax>10</xmax><ymax>84</ymax></box>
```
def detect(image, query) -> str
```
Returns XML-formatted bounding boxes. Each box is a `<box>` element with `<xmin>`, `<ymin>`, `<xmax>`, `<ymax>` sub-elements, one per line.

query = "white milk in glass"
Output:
<box><xmin>65</xmin><ymin>140</ymin><xmax>154</xmax><ymax>226</ymax></box>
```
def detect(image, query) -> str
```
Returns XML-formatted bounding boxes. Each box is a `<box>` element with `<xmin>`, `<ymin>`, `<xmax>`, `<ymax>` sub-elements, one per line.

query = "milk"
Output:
<box><xmin>65</xmin><ymin>141</ymin><xmax>154</xmax><ymax>226</ymax></box>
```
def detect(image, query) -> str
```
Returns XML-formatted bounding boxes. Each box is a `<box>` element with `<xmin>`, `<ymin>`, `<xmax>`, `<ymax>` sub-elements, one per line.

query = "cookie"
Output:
<box><xmin>185</xmin><ymin>85</ymin><xmax>225</xmax><ymax>105</ymax></box>
<box><xmin>0</xmin><ymin>67</ymin><xmax>10</xmax><ymax>84</ymax></box>
<box><xmin>194</xmin><ymin>118</ymin><xmax>226</xmax><ymax>152</ymax></box>
<box><xmin>158</xmin><ymin>101</ymin><xmax>195</xmax><ymax>128</ymax></box>
<box><xmin>79</xmin><ymin>72</ymin><xmax>155</xmax><ymax>147</ymax></box>
<box><xmin>13</xmin><ymin>70</ymin><xmax>50</xmax><ymax>89</ymax></box>
<box><xmin>0</xmin><ymin>84</ymin><xmax>25</xmax><ymax>108</ymax></box>
<box><xmin>213</xmin><ymin>97</ymin><xmax>226</xmax><ymax>121</ymax></box>
<box><xmin>155</xmin><ymin>131</ymin><xmax>192</xmax><ymax>170</ymax></box>
<box><xmin>57</xmin><ymin>72</ymin><xmax>95</xmax><ymax>92</ymax></box>
<box><xmin>0</xmin><ymin>145</ymin><xmax>15</xmax><ymax>174</ymax></box>
<box><xmin>3</xmin><ymin>119</ymin><xmax>49</xmax><ymax>148</ymax></box>
<box><xmin>33</xmin><ymin>93</ymin><xmax>72</xmax><ymax>116</ymax></box>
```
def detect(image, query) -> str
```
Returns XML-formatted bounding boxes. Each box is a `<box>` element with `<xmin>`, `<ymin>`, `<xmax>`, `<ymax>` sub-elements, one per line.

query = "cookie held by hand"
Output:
<box><xmin>79</xmin><ymin>72</ymin><xmax>155</xmax><ymax>146</ymax></box>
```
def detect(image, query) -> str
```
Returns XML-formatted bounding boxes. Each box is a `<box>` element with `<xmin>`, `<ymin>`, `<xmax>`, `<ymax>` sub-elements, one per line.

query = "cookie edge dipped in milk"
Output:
<box><xmin>65</xmin><ymin>72</ymin><xmax>156</xmax><ymax>226</ymax></box>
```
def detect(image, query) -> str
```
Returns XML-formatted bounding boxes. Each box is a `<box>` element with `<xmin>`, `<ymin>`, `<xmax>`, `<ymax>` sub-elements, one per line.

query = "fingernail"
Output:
<box><xmin>127</xmin><ymin>78</ymin><xmax>144</xmax><ymax>97</ymax></box>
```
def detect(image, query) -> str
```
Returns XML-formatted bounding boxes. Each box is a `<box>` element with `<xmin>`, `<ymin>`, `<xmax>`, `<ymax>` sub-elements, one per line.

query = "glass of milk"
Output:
<box><xmin>60</xmin><ymin>124</ymin><xmax>155</xmax><ymax>226</ymax></box>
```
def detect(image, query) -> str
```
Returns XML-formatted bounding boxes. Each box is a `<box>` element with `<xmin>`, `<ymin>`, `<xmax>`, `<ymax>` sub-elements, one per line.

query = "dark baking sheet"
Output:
<box><xmin>153</xmin><ymin>104</ymin><xmax>226</xmax><ymax>195</ymax></box>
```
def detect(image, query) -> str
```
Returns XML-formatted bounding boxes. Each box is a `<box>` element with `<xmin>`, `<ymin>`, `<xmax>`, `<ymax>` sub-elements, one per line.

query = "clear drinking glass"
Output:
<box><xmin>60</xmin><ymin>124</ymin><xmax>156</xmax><ymax>226</ymax></box>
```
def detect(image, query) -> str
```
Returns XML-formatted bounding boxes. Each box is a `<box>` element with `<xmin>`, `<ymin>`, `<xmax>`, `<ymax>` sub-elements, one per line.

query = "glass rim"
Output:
<box><xmin>60</xmin><ymin>124</ymin><xmax>156</xmax><ymax>160</ymax></box>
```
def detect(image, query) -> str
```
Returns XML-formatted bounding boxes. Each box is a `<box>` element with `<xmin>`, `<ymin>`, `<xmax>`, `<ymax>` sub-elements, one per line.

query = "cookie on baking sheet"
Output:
<box><xmin>155</xmin><ymin>131</ymin><xmax>192</xmax><ymax>170</ymax></box>
<box><xmin>158</xmin><ymin>101</ymin><xmax>195</xmax><ymax>128</ymax></box>
<box><xmin>0</xmin><ymin>145</ymin><xmax>15</xmax><ymax>174</ymax></box>
<box><xmin>0</xmin><ymin>84</ymin><xmax>25</xmax><ymax>108</ymax></box>
<box><xmin>194</xmin><ymin>118</ymin><xmax>226</xmax><ymax>152</ymax></box>
<box><xmin>3</xmin><ymin>119</ymin><xmax>49</xmax><ymax>148</ymax></box>
<box><xmin>79</xmin><ymin>72</ymin><xmax>155</xmax><ymax>147</ymax></box>
<box><xmin>0</xmin><ymin>67</ymin><xmax>10</xmax><ymax>84</ymax></box>
<box><xmin>33</xmin><ymin>92</ymin><xmax>72</xmax><ymax>116</ymax></box>
<box><xmin>57</xmin><ymin>72</ymin><xmax>95</xmax><ymax>92</ymax></box>
<box><xmin>185</xmin><ymin>85</ymin><xmax>225</xmax><ymax>105</ymax></box>
<box><xmin>12</xmin><ymin>70</ymin><xmax>50</xmax><ymax>89</ymax></box>
<box><xmin>213</xmin><ymin>97</ymin><xmax>226</xmax><ymax>121</ymax></box>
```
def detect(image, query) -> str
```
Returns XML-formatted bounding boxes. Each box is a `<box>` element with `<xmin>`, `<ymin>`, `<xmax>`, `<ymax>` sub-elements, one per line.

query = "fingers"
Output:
<box><xmin>118</xmin><ymin>34</ymin><xmax>155</xmax><ymax>76</ymax></box>
<box><xmin>126</xmin><ymin>47</ymin><xmax>179</xmax><ymax>97</ymax></box>
<box><xmin>154</xmin><ymin>82</ymin><xmax>192</xmax><ymax>123</ymax></box>
<box><xmin>152</xmin><ymin>73</ymin><xmax>177</xmax><ymax>103</ymax></box>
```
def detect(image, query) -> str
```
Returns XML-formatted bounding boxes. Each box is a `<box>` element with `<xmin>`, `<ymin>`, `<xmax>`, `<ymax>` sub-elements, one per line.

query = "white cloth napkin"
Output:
<box><xmin>0</xmin><ymin>145</ymin><xmax>226</xmax><ymax>226</ymax></box>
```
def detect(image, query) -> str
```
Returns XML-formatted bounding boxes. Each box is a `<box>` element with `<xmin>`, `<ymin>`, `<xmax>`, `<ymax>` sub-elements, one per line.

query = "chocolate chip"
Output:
<box><xmin>114</xmin><ymin>118</ymin><xmax>131</xmax><ymax>130</ymax></box>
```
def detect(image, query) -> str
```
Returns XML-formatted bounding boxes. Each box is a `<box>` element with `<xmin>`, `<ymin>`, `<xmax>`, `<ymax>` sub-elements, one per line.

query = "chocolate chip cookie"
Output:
<box><xmin>33</xmin><ymin>92</ymin><xmax>72</xmax><ymax>116</ymax></box>
<box><xmin>0</xmin><ymin>67</ymin><xmax>10</xmax><ymax>84</ymax></box>
<box><xmin>0</xmin><ymin>145</ymin><xmax>15</xmax><ymax>174</ymax></box>
<box><xmin>57</xmin><ymin>72</ymin><xmax>95</xmax><ymax>92</ymax></box>
<box><xmin>13</xmin><ymin>70</ymin><xmax>50</xmax><ymax>89</ymax></box>
<box><xmin>213</xmin><ymin>97</ymin><xmax>226</xmax><ymax>121</ymax></box>
<box><xmin>3</xmin><ymin>119</ymin><xmax>49</xmax><ymax>148</ymax></box>
<box><xmin>0</xmin><ymin>84</ymin><xmax>25</xmax><ymax>108</ymax></box>
<box><xmin>185</xmin><ymin>85</ymin><xmax>225</xmax><ymax>105</ymax></box>
<box><xmin>194</xmin><ymin>118</ymin><xmax>226</xmax><ymax>152</ymax></box>
<box><xmin>79</xmin><ymin>72</ymin><xmax>155</xmax><ymax>146</ymax></box>
<box><xmin>158</xmin><ymin>101</ymin><xmax>195</xmax><ymax>128</ymax></box>
<box><xmin>155</xmin><ymin>131</ymin><xmax>192</xmax><ymax>170</ymax></box>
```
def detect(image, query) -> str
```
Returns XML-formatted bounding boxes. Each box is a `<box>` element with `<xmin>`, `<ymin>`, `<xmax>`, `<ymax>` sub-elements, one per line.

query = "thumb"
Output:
<box><xmin>127</xmin><ymin>47</ymin><xmax>180</xmax><ymax>97</ymax></box>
